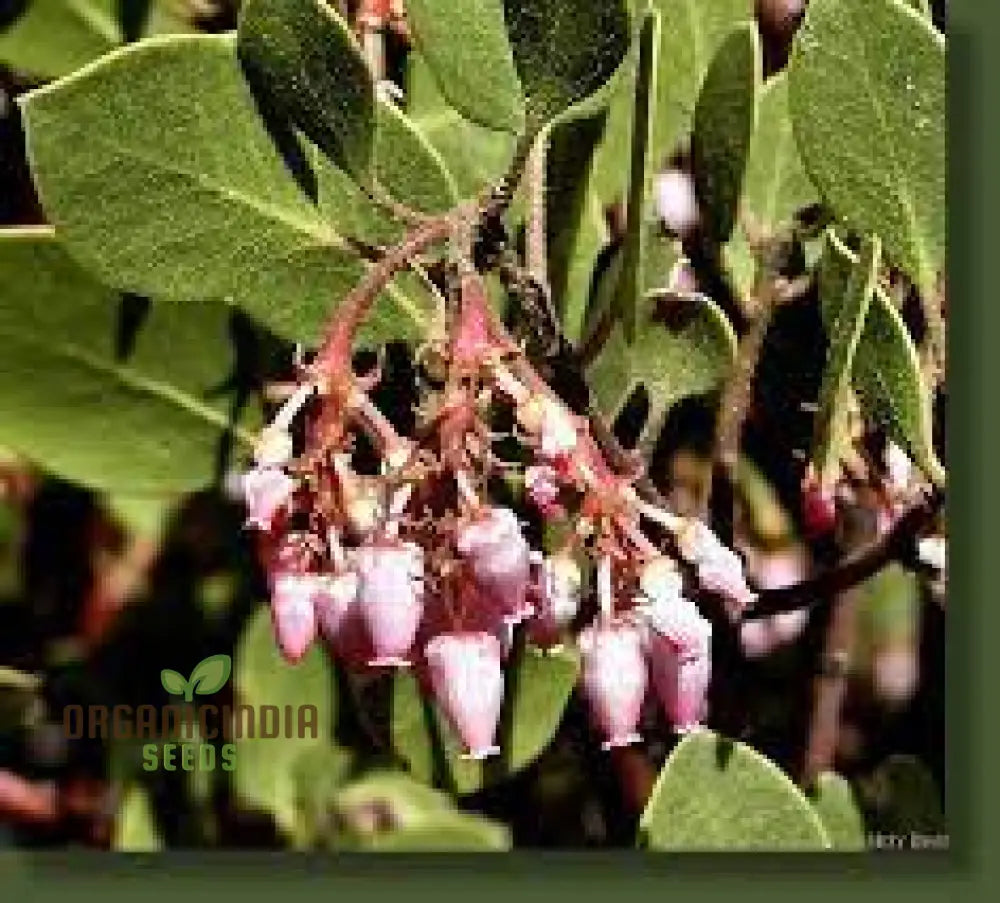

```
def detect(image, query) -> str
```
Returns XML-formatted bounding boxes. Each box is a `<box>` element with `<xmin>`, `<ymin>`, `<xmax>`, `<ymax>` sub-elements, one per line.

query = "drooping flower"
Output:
<box><xmin>638</xmin><ymin>591</ymin><xmax>710</xmax><ymax>659</ymax></box>
<box><xmin>579</xmin><ymin>620</ymin><xmax>647</xmax><ymax>750</ymax></box>
<box><xmin>425</xmin><ymin>631</ymin><xmax>504</xmax><ymax>759</ymax></box>
<box><xmin>632</xmin><ymin>561</ymin><xmax>712</xmax><ymax>733</ymax></box>
<box><xmin>648</xmin><ymin>635</ymin><xmax>711</xmax><ymax>735</ymax></box>
<box><xmin>314</xmin><ymin>571</ymin><xmax>360</xmax><ymax>643</ymax></box>
<box><xmin>353</xmin><ymin>542</ymin><xmax>425</xmax><ymax>666</ymax></box>
<box><xmin>456</xmin><ymin>507</ymin><xmax>533</xmax><ymax>626</ymax></box>
<box><xmin>241</xmin><ymin>466</ymin><xmax>295</xmax><ymax>531</ymax></box>
<box><xmin>270</xmin><ymin>573</ymin><xmax>322</xmax><ymax>663</ymax></box>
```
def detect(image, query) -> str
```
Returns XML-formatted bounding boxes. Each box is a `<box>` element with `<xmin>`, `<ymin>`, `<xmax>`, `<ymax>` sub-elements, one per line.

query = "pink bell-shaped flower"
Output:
<box><xmin>270</xmin><ymin>573</ymin><xmax>322</xmax><ymax>663</ymax></box>
<box><xmin>644</xmin><ymin>600</ymin><xmax>711</xmax><ymax>734</ymax></box>
<box><xmin>353</xmin><ymin>542</ymin><xmax>425</xmax><ymax>667</ymax></box>
<box><xmin>638</xmin><ymin>592</ymin><xmax>710</xmax><ymax>659</ymax></box>
<box><xmin>648</xmin><ymin>637</ymin><xmax>711</xmax><ymax>735</ymax></box>
<box><xmin>426</xmin><ymin>631</ymin><xmax>505</xmax><ymax>760</ymax></box>
<box><xmin>456</xmin><ymin>507</ymin><xmax>533</xmax><ymax>626</ymax></box>
<box><xmin>315</xmin><ymin>571</ymin><xmax>360</xmax><ymax>643</ymax></box>
<box><xmin>579</xmin><ymin>620</ymin><xmax>647</xmax><ymax>750</ymax></box>
<box><xmin>241</xmin><ymin>466</ymin><xmax>295</xmax><ymax>530</ymax></box>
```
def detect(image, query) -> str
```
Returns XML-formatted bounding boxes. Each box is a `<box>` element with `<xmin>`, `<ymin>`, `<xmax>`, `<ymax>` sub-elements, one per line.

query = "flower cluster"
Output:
<box><xmin>236</xmin><ymin>270</ymin><xmax>756</xmax><ymax>758</ymax></box>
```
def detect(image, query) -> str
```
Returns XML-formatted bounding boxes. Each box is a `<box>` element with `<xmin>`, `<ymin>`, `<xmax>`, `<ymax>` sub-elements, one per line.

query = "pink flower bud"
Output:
<box><xmin>579</xmin><ymin>620</ymin><xmax>647</xmax><ymax>750</ymax></box>
<box><xmin>353</xmin><ymin>542</ymin><xmax>425</xmax><ymax>667</ymax></box>
<box><xmin>654</xmin><ymin>169</ymin><xmax>700</xmax><ymax>236</ymax></box>
<box><xmin>457</xmin><ymin>508</ymin><xmax>533</xmax><ymax>625</ymax></box>
<box><xmin>801</xmin><ymin>475</ymin><xmax>837</xmax><ymax>539</ymax></box>
<box><xmin>270</xmin><ymin>574</ymin><xmax>321</xmax><ymax>663</ymax></box>
<box><xmin>426</xmin><ymin>632</ymin><xmax>504</xmax><ymax>759</ymax></box>
<box><xmin>677</xmin><ymin>520</ymin><xmax>756</xmax><ymax>617</ymax></box>
<box><xmin>524</xmin><ymin>465</ymin><xmax>563</xmax><ymax>517</ymax></box>
<box><xmin>638</xmin><ymin>557</ymin><xmax>684</xmax><ymax>607</ymax></box>
<box><xmin>241</xmin><ymin>466</ymin><xmax>295</xmax><ymax>530</ymax></box>
<box><xmin>648</xmin><ymin>637</ymin><xmax>711</xmax><ymax>735</ymax></box>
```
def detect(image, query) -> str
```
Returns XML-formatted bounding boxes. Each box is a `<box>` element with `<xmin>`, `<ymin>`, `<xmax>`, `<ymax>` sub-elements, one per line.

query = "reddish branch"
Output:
<box><xmin>747</xmin><ymin>488</ymin><xmax>943</xmax><ymax>618</ymax></box>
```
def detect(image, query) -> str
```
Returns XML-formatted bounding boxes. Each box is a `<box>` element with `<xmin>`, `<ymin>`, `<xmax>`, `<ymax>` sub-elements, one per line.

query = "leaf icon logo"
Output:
<box><xmin>160</xmin><ymin>654</ymin><xmax>232</xmax><ymax>702</ymax></box>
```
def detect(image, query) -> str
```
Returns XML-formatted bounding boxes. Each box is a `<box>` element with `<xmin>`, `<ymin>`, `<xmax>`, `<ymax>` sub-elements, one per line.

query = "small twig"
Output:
<box><xmin>800</xmin><ymin>496</ymin><xmax>880</xmax><ymax>787</ymax></box>
<box><xmin>714</xmin><ymin>281</ymin><xmax>783</xmax><ymax>475</ymax></box>
<box><xmin>801</xmin><ymin>582</ymin><xmax>859</xmax><ymax>787</ymax></box>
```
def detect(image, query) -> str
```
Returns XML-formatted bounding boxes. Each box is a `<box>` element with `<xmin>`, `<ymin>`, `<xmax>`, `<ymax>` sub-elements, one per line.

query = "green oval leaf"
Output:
<box><xmin>0</xmin><ymin>230</ymin><xmax>255</xmax><ymax>495</ymax></box>
<box><xmin>811</xmin><ymin>236</ymin><xmax>880</xmax><ymax>488</ymax></box>
<box><xmin>650</xmin><ymin>0</ymin><xmax>755</xmax><ymax>162</ymax></box>
<box><xmin>808</xmin><ymin>773</ymin><xmax>867</xmax><ymax>851</ymax></box>
<box><xmin>18</xmin><ymin>33</ymin><xmax>436</xmax><ymax>346</ymax></box>
<box><xmin>159</xmin><ymin>668</ymin><xmax>188</xmax><ymax>697</ymax></box>
<box><xmin>692</xmin><ymin>21</ymin><xmax>762</xmax><ymax>244</ymax></box>
<box><xmin>639</xmin><ymin>731</ymin><xmax>831</xmax><ymax>850</ymax></box>
<box><xmin>405</xmin><ymin>51</ymin><xmax>516</xmax><ymax>200</ymax></box>
<box><xmin>362</xmin><ymin>822</ymin><xmax>511</xmax><ymax>851</ymax></box>
<box><xmin>740</xmin><ymin>70</ymin><xmax>819</xmax><ymax>237</ymax></box>
<box><xmin>112</xmin><ymin>785</ymin><xmax>162</xmax><ymax>851</ymax></box>
<box><xmin>788</xmin><ymin>0</ymin><xmax>945</xmax><ymax>295</ymax></box>
<box><xmin>237</xmin><ymin>0</ymin><xmax>375</xmax><ymax>180</ymax></box>
<box><xmin>588</xmin><ymin>241</ymin><xmax>737</xmax><ymax>453</ymax></box>
<box><xmin>391</xmin><ymin>670</ymin><xmax>436</xmax><ymax>785</ymax></box>
<box><xmin>188</xmin><ymin>653</ymin><xmax>233</xmax><ymax>696</ymax></box>
<box><xmin>820</xmin><ymin>231</ymin><xmax>944</xmax><ymax>486</ymax></box>
<box><xmin>0</xmin><ymin>0</ymin><xmax>119</xmax><ymax>79</ymax></box>
<box><xmin>335</xmin><ymin>770</ymin><xmax>511</xmax><ymax>850</ymax></box>
<box><xmin>503</xmin><ymin>644</ymin><xmax>579</xmax><ymax>773</ymax></box>
<box><xmin>408</xmin><ymin>0</ymin><xmax>632</xmax><ymax>134</ymax></box>
<box><xmin>0</xmin><ymin>0</ymin><xmax>191</xmax><ymax>80</ymax></box>
<box><xmin>503</xmin><ymin>0</ymin><xmax>632</xmax><ymax>128</ymax></box>
<box><xmin>406</xmin><ymin>0</ymin><xmax>525</xmax><ymax>133</ymax></box>
<box><xmin>233</xmin><ymin>603</ymin><xmax>336</xmax><ymax>833</ymax></box>
<box><xmin>613</xmin><ymin>10</ymin><xmax>660</xmax><ymax>340</ymax></box>
<box><xmin>374</xmin><ymin>99</ymin><xmax>459</xmax><ymax>212</ymax></box>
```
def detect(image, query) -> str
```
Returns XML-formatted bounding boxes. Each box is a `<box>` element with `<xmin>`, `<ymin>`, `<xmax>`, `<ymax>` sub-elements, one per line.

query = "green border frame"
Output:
<box><xmin>1</xmin><ymin>0</ymin><xmax>996</xmax><ymax>896</ymax></box>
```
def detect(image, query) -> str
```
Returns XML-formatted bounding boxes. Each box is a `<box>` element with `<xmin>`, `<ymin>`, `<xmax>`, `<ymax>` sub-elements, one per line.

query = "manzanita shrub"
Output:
<box><xmin>0</xmin><ymin>0</ymin><xmax>946</xmax><ymax>851</ymax></box>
